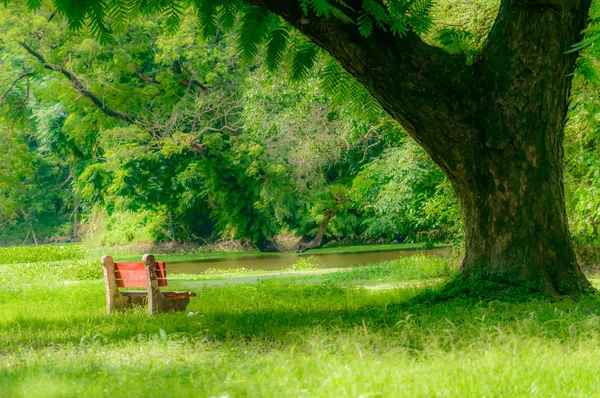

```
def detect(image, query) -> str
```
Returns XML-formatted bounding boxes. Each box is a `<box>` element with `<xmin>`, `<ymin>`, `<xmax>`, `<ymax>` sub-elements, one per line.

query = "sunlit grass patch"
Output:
<box><xmin>321</xmin><ymin>255</ymin><xmax>453</xmax><ymax>283</ymax></box>
<box><xmin>0</xmin><ymin>244</ymin><xmax>84</xmax><ymax>265</ymax></box>
<box><xmin>4</xmin><ymin>335</ymin><xmax>600</xmax><ymax>397</ymax></box>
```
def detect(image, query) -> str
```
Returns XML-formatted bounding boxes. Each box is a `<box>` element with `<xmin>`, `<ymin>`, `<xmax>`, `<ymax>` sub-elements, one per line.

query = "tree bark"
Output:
<box><xmin>450</xmin><ymin>0</ymin><xmax>593</xmax><ymax>294</ymax></box>
<box><xmin>251</xmin><ymin>0</ymin><xmax>593</xmax><ymax>294</ymax></box>
<box><xmin>454</xmin><ymin>150</ymin><xmax>589</xmax><ymax>295</ymax></box>
<box><xmin>297</xmin><ymin>211</ymin><xmax>335</xmax><ymax>252</ymax></box>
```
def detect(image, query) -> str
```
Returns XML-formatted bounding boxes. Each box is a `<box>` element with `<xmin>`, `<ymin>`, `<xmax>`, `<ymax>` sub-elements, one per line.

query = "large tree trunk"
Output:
<box><xmin>448</xmin><ymin>0</ymin><xmax>592</xmax><ymax>294</ymax></box>
<box><xmin>453</xmin><ymin>136</ymin><xmax>589</xmax><ymax>295</ymax></box>
<box><xmin>254</xmin><ymin>0</ymin><xmax>593</xmax><ymax>294</ymax></box>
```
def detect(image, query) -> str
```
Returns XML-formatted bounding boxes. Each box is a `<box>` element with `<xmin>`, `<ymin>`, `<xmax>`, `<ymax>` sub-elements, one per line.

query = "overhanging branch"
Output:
<box><xmin>20</xmin><ymin>42</ymin><xmax>138</xmax><ymax>123</ymax></box>
<box><xmin>484</xmin><ymin>0</ymin><xmax>590</xmax><ymax>63</ymax></box>
<box><xmin>243</xmin><ymin>0</ymin><xmax>476</xmax><ymax>172</ymax></box>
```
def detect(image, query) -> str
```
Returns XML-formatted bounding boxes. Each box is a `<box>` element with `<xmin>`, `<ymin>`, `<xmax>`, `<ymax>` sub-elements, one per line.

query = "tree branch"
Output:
<box><xmin>244</xmin><ymin>0</ymin><xmax>476</xmax><ymax>173</ymax></box>
<box><xmin>0</xmin><ymin>70</ymin><xmax>35</xmax><ymax>107</ymax></box>
<box><xmin>177</xmin><ymin>60</ymin><xmax>209</xmax><ymax>93</ymax></box>
<box><xmin>484</xmin><ymin>0</ymin><xmax>590</xmax><ymax>59</ymax></box>
<box><xmin>20</xmin><ymin>42</ymin><xmax>138</xmax><ymax>123</ymax></box>
<box><xmin>131</xmin><ymin>64</ymin><xmax>160</xmax><ymax>85</ymax></box>
<box><xmin>475</xmin><ymin>0</ymin><xmax>591</xmax><ymax>155</ymax></box>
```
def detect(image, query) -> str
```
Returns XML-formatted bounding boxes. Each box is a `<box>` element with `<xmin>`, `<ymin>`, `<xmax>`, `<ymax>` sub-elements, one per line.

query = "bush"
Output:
<box><xmin>575</xmin><ymin>246</ymin><xmax>600</xmax><ymax>275</ymax></box>
<box><xmin>286</xmin><ymin>256</ymin><xmax>320</xmax><ymax>271</ymax></box>
<box><xmin>81</xmin><ymin>207</ymin><xmax>172</xmax><ymax>247</ymax></box>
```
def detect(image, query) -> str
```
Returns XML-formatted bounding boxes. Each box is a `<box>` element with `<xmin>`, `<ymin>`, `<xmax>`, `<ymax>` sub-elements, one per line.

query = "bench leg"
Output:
<box><xmin>143</xmin><ymin>254</ymin><xmax>173</xmax><ymax>315</ymax></box>
<box><xmin>102</xmin><ymin>255</ymin><xmax>131</xmax><ymax>313</ymax></box>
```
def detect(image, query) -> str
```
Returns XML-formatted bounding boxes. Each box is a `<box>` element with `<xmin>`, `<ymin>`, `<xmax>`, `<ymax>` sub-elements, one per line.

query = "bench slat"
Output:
<box><xmin>115</xmin><ymin>271</ymin><xmax>167</xmax><ymax>281</ymax></box>
<box><xmin>114</xmin><ymin>261</ymin><xmax>168</xmax><ymax>287</ymax></box>
<box><xmin>114</xmin><ymin>262</ymin><xmax>147</xmax><ymax>270</ymax></box>
<box><xmin>155</xmin><ymin>262</ymin><xmax>167</xmax><ymax>283</ymax></box>
<box><xmin>116</xmin><ymin>279</ymin><xmax>145</xmax><ymax>288</ymax></box>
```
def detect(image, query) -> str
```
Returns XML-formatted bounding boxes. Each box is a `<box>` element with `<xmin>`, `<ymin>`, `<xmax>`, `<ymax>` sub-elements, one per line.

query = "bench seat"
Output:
<box><xmin>121</xmin><ymin>291</ymin><xmax>197</xmax><ymax>298</ymax></box>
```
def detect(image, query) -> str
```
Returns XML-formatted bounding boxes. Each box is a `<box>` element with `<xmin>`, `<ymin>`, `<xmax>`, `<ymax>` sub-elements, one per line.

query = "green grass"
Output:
<box><xmin>1</xmin><ymin>254</ymin><xmax>454</xmax><ymax>288</ymax></box>
<box><xmin>320</xmin><ymin>255</ymin><xmax>453</xmax><ymax>283</ymax></box>
<box><xmin>4</xmin><ymin>246</ymin><xmax>600</xmax><ymax>396</ymax></box>
<box><xmin>0</xmin><ymin>244</ymin><xmax>84</xmax><ymax>265</ymax></box>
<box><xmin>3</xmin><ymin>258</ymin><xmax>600</xmax><ymax>396</ymax></box>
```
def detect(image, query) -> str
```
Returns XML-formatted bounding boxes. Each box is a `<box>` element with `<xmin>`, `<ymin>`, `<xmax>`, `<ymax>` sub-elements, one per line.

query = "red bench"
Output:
<box><xmin>101</xmin><ymin>254</ymin><xmax>196</xmax><ymax>314</ymax></box>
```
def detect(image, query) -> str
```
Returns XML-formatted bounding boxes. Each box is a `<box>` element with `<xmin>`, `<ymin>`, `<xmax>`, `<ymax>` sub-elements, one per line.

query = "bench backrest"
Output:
<box><xmin>113</xmin><ymin>261</ymin><xmax>168</xmax><ymax>288</ymax></box>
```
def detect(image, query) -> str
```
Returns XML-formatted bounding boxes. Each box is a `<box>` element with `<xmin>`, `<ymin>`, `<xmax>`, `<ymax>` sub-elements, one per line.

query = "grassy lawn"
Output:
<box><xmin>2</xmin><ymin>253</ymin><xmax>600</xmax><ymax>397</ymax></box>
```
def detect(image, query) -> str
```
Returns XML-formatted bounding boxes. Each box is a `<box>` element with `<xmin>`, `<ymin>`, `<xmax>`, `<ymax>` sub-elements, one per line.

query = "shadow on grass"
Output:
<box><xmin>3</xmin><ymin>277</ymin><xmax>600</xmax><ymax>352</ymax></box>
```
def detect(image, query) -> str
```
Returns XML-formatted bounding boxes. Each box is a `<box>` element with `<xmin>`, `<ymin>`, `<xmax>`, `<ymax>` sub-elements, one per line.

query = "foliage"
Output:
<box><xmin>352</xmin><ymin>139</ymin><xmax>461</xmax><ymax>242</ymax></box>
<box><xmin>562</xmin><ymin>2</ymin><xmax>600</xmax><ymax>247</ymax></box>
<box><xmin>0</xmin><ymin>0</ymin><xmax>463</xmax><ymax>249</ymax></box>
<box><xmin>0</xmin><ymin>5</ymin><xmax>413</xmax><ymax>249</ymax></box>
<box><xmin>0</xmin><ymin>119</ymin><xmax>76</xmax><ymax>244</ymax></box>
<box><xmin>82</xmin><ymin>206</ymin><xmax>173</xmax><ymax>246</ymax></box>
<box><xmin>31</xmin><ymin>0</ymin><xmax>438</xmax><ymax>65</ymax></box>
<box><xmin>285</xmin><ymin>255</ymin><xmax>320</xmax><ymax>271</ymax></box>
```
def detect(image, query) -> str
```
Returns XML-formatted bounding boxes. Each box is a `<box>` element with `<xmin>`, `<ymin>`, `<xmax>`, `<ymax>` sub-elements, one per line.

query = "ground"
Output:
<box><xmin>2</xmin><ymin>247</ymin><xmax>600</xmax><ymax>397</ymax></box>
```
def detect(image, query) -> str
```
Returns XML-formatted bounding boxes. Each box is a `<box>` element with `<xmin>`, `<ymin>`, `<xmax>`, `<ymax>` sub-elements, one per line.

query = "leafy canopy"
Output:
<box><xmin>13</xmin><ymin>0</ymin><xmax>435</xmax><ymax>82</ymax></box>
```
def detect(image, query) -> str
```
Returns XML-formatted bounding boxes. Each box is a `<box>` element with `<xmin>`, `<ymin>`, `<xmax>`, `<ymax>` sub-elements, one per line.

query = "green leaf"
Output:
<box><xmin>88</xmin><ymin>0</ymin><xmax>114</xmax><ymax>44</ymax></box>
<box><xmin>237</xmin><ymin>6</ymin><xmax>270</xmax><ymax>63</ymax></box>
<box><xmin>291</xmin><ymin>41</ymin><xmax>319</xmax><ymax>81</ymax></box>
<box><xmin>164</xmin><ymin>0</ymin><xmax>184</xmax><ymax>33</ymax></box>
<box><xmin>363</xmin><ymin>0</ymin><xmax>390</xmax><ymax>30</ymax></box>
<box><xmin>265</xmin><ymin>28</ymin><xmax>289</xmax><ymax>72</ymax></box>
<box><xmin>218</xmin><ymin>0</ymin><xmax>239</xmax><ymax>30</ymax></box>
<box><xmin>107</xmin><ymin>0</ymin><xmax>133</xmax><ymax>28</ymax></box>
<box><xmin>357</xmin><ymin>10</ymin><xmax>373</xmax><ymax>37</ymax></box>
<box><xmin>195</xmin><ymin>0</ymin><xmax>218</xmax><ymax>39</ymax></box>
<box><xmin>26</xmin><ymin>0</ymin><xmax>43</xmax><ymax>10</ymax></box>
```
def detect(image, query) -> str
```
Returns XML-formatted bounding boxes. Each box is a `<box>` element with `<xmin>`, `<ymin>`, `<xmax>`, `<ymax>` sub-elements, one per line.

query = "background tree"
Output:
<box><xmin>0</xmin><ymin>4</ymin><xmax>403</xmax><ymax>250</ymax></box>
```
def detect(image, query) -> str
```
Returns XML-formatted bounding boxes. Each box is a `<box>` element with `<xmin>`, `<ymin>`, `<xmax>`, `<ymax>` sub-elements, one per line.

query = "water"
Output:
<box><xmin>168</xmin><ymin>247</ymin><xmax>451</xmax><ymax>274</ymax></box>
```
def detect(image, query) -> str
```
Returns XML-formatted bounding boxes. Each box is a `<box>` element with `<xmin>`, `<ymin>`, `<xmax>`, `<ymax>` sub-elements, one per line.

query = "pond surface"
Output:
<box><xmin>168</xmin><ymin>247</ymin><xmax>451</xmax><ymax>274</ymax></box>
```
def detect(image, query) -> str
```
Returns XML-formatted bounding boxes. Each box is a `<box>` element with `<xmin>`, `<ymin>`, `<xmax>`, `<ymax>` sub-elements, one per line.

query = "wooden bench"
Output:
<box><xmin>101</xmin><ymin>254</ymin><xmax>196</xmax><ymax>315</ymax></box>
